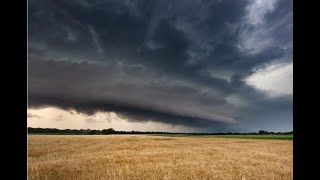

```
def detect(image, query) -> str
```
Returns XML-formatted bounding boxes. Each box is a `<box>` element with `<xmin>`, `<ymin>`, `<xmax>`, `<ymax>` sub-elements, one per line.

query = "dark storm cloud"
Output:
<box><xmin>28</xmin><ymin>58</ymin><xmax>236</xmax><ymax>125</ymax></box>
<box><xmin>28</xmin><ymin>0</ymin><xmax>293</xmax><ymax>132</ymax></box>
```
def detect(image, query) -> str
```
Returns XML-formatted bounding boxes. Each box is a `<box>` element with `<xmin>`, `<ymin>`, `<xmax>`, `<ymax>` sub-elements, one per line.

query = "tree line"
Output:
<box><xmin>27</xmin><ymin>127</ymin><xmax>293</xmax><ymax>135</ymax></box>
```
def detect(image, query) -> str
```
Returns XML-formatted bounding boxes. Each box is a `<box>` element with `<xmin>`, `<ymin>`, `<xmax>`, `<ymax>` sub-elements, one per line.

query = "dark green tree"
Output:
<box><xmin>259</xmin><ymin>130</ymin><xmax>268</xmax><ymax>134</ymax></box>
<box><xmin>102</xmin><ymin>128</ymin><xmax>116</xmax><ymax>135</ymax></box>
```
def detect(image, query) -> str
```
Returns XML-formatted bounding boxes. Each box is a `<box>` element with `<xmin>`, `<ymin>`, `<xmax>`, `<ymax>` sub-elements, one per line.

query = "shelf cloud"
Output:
<box><xmin>28</xmin><ymin>0</ymin><xmax>292</xmax><ymax>132</ymax></box>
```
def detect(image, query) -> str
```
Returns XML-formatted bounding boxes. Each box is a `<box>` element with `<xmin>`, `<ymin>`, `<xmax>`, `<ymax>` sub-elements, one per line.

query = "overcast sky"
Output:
<box><xmin>28</xmin><ymin>0</ymin><xmax>292</xmax><ymax>133</ymax></box>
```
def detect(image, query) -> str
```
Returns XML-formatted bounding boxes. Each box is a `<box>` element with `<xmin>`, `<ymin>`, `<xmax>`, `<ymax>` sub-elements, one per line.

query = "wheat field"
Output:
<box><xmin>28</xmin><ymin>135</ymin><xmax>292</xmax><ymax>180</ymax></box>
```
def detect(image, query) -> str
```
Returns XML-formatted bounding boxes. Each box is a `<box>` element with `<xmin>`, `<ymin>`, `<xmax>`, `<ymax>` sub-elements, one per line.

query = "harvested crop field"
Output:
<box><xmin>28</xmin><ymin>135</ymin><xmax>293</xmax><ymax>180</ymax></box>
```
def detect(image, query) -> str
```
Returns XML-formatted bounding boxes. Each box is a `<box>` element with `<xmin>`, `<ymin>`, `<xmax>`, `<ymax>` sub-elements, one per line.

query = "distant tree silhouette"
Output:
<box><xmin>102</xmin><ymin>128</ymin><xmax>116</xmax><ymax>135</ymax></box>
<box><xmin>259</xmin><ymin>130</ymin><xmax>268</xmax><ymax>134</ymax></box>
<box><xmin>88</xmin><ymin>130</ymin><xmax>100</xmax><ymax>135</ymax></box>
<box><xmin>27</xmin><ymin>127</ymin><xmax>293</xmax><ymax>135</ymax></box>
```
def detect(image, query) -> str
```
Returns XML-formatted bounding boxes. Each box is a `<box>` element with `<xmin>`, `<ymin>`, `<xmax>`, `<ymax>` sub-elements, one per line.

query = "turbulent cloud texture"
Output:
<box><xmin>28</xmin><ymin>0</ymin><xmax>293</xmax><ymax>132</ymax></box>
